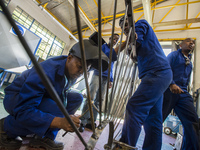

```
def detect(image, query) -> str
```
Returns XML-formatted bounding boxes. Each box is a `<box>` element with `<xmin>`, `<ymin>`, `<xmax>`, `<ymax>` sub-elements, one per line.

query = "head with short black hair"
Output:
<box><xmin>119</xmin><ymin>16</ymin><xmax>129</xmax><ymax>36</ymax></box>
<box><xmin>108</xmin><ymin>33</ymin><xmax>120</xmax><ymax>47</ymax></box>
<box><xmin>179</xmin><ymin>38</ymin><xmax>195</xmax><ymax>55</ymax></box>
<box><xmin>114</xmin><ymin>33</ymin><xmax>119</xmax><ymax>37</ymax></box>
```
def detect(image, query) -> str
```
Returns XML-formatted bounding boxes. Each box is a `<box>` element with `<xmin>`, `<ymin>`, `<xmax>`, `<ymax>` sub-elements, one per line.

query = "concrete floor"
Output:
<box><xmin>0</xmin><ymin>84</ymin><xmax>176</xmax><ymax>150</ymax></box>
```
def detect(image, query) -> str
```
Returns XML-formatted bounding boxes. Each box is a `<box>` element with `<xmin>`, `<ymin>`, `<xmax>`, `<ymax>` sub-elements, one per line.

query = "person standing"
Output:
<box><xmin>79</xmin><ymin>34</ymin><xmax>120</xmax><ymax>131</ymax></box>
<box><xmin>118</xmin><ymin>16</ymin><xmax>172</xmax><ymax>150</ymax></box>
<box><xmin>162</xmin><ymin>38</ymin><xmax>199</xmax><ymax>150</ymax></box>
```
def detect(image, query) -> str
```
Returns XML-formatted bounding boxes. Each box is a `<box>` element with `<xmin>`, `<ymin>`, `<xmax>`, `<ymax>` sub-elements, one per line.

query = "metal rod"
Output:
<box><xmin>73</xmin><ymin>0</ymin><xmax>96</xmax><ymax>135</ymax></box>
<box><xmin>109</xmin><ymin>5</ymin><xmax>128</xmax><ymax>104</ymax></box>
<box><xmin>113</xmin><ymin>93</ymin><xmax>129</xmax><ymax>126</ymax></box>
<box><xmin>98</xmin><ymin>0</ymin><xmax>103</xmax><ymax>127</ymax></box>
<box><xmin>107</xmin><ymin>8</ymin><xmax>129</xmax><ymax>118</ymax></box>
<box><xmin>111</xmin><ymin>62</ymin><xmax>134</xmax><ymax>122</ymax></box>
<box><xmin>104</xmin><ymin>0</ymin><xmax>118</xmax><ymax>119</ymax></box>
<box><xmin>129</xmin><ymin>64</ymin><xmax>139</xmax><ymax>97</ymax></box>
<box><xmin>0</xmin><ymin>0</ymin><xmax>88</xmax><ymax>148</ymax></box>
<box><xmin>114</xmin><ymin>128</ymin><xmax>122</xmax><ymax>140</ymax></box>
<box><xmin>108</xmin><ymin>27</ymin><xmax>133</xmax><ymax>119</ymax></box>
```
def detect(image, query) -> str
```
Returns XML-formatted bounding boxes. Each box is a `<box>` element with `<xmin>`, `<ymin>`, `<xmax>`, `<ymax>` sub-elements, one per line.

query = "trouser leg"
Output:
<box><xmin>120</xmin><ymin>69</ymin><xmax>172</xmax><ymax>149</ymax></box>
<box><xmin>92</xmin><ymin>77</ymin><xmax>107</xmax><ymax>122</ymax></box>
<box><xmin>174</xmin><ymin>93</ymin><xmax>199</xmax><ymax>150</ymax></box>
<box><xmin>162</xmin><ymin>88</ymin><xmax>179</xmax><ymax>121</ymax></box>
<box><xmin>80</xmin><ymin>75</ymin><xmax>99</xmax><ymax>125</ymax></box>
<box><xmin>4</xmin><ymin>92</ymin><xmax>83</xmax><ymax>140</ymax></box>
<box><xmin>66</xmin><ymin>90</ymin><xmax>83</xmax><ymax>115</ymax></box>
<box><xmin>143</xmin><ymin>95</ymin><xmax>163</xmax><ymax>150</ymax></box>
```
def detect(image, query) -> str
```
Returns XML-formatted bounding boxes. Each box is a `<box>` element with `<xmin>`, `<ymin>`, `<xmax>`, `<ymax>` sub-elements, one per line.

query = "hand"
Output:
<box><xmin>135</xmin><ymin>33</ymin><xmax>138</xmax><ymax>40</ymax></box>
<box><xmin>125</xmin><ymin>32</ymin><xmax>137</xmax><ymax>44</ymax></box>
<box><xmin>169</xmin><ymin>84</ymin><xmax>184</xmax><ymax>94</ymax></box>
<box><xmin>109</xmin><ymin>82</ymin><xmax>113</xmax><ymax>88</ymax></box>
<box><xmin>51</xmin><ymin>115</ymin><xmax>81</xmax><ymax>132</ymax></box>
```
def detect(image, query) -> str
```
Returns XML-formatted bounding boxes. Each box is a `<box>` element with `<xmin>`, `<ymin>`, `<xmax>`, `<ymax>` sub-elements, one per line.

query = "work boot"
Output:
<box><xmin>0</xmin><ymin>118</ymin><xmax>22</xmax><ymax>150</ymax></box>
<box><xmin>79</xmin><ymin>123</ymin><xmax>85</xmax><ymax>132</ymax></box>
<box><xmin>29</xmin><ymin>135</ymin><xmax>64</xmax><ymax>150</ymax></box>
<box><xmin>85</xmin><ymin>123</ymin><xmax>97</xmax><ymax>130</ymax></box>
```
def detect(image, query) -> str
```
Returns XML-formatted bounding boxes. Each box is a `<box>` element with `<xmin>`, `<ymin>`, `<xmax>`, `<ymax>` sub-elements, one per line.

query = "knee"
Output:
<box><xmin>67</xmin><ymin>92</ymin><xmax>83</xmax><ymax>104</ymax></box>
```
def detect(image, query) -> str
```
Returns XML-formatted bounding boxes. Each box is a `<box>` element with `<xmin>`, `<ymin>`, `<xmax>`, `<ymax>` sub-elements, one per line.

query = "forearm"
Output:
<box><xmin>50</xmin><ymin>117</ymin><xmax>62</xmax><ymax>128</ymax></box>
<box><xmin>50</xmin><ymin>115</ymin><xmax>81</xmax><ymax>132</ymax></box>
<box><xmin>114</xmin><ymin>41</ymin><xmax>127</xmax><ymax>54</ymax></box>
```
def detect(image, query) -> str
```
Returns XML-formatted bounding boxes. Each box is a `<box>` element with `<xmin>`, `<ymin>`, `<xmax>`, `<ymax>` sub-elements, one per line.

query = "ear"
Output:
<box><xmin>67</xmin><ymin>54</ymin><xmax>73</xmax><ymax>62</ymax></box>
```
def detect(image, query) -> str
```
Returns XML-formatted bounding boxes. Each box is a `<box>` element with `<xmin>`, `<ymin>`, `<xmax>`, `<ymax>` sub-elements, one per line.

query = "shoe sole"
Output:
<box><xmin>29</xmin><ymin>140</ymin><xmax>64</xmax><ymax>150</ymax></box>
<box><xmin>0</xmin><ymin>145</ymin><xmax>21</xmax><ymax>150</ymax></box>
<box><xmin>0</xmin><ymin>137</ymin><xmax>22</xmax><ymax>150</ymax></box>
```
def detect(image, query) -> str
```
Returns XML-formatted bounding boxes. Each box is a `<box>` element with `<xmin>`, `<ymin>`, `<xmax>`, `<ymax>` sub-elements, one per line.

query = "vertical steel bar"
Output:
<box><xmin>0</xmin><ymin>0</ymin><xmax>88</xmax><ymax>148</ymax></box>
<box><xmin>97</xmin><ymin>0</ymin><xmax>103</xmax><ymax>127</ymax></box>
<box><xmin>73</xmin><ymin>0</ymin><xmax>96</xmax><ymax>134</ymax></box>
<box><xmin>108</xmin><ymin>28</ymin><xmax>133</xmax><ymax>119</ymax></box>
<box><xmin>111</xmin><ymin>60</ymin><xmax>134</xmax><ymax>122</ymax></box>
<box><xmin>104</xmin><ymin>0</ymin><xmax>118</xmax><ymax>119</ymax></box>
<box><xmin>124</xmin><ymin>0</ymin><xmax>137</xmax><ymax>101</ymax></box>
<box><xmin>105</xmin><ymin>6</ymin><xmax>128</xmax><ymax>119</ymax></box>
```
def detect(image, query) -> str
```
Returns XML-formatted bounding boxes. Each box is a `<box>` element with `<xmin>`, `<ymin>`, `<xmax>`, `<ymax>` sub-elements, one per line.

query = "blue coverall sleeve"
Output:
<box><xmin>135</xmin><ymin>20</ymin><xmax>149</xmax><ymax>45</ymax></box>
<box><xmin>110</xmin><ymin>75</ymin><xmax>113</xmax><ymax>82</ymax></box>
<box><xmin>167</xmin><ymin>52</ymin><xmax>175</xmax><ymax>85</ymax></box>
<box><xmin>110</xmin><ymin>49</ymin><xmax>117</xmax><ymax>82</ymax></box>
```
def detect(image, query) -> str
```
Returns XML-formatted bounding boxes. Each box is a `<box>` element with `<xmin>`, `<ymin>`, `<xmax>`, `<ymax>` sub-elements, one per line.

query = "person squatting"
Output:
<box><xmin>0</xmin><ymin>39</ymin><xmax>109</xmax><ymax>150</ymax></box>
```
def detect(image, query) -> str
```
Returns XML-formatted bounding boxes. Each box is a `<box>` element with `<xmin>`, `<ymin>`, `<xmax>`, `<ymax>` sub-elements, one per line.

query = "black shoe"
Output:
<box><xmin>0</xmin><ymin>118</ymin><xmax>22</xmax><ymax>150</ymax></box>
<box><xmin>79</xmin><ymin>124</ymin><xmax>85</xmax><ymax>132</ymax></box>
<box><xmin>85</xmin><ymin>123</ymin><xmax>97</xmax><ymax>130</ymax></box>
<box><xmin>113</xmin><ymin>143</ymin><xmax>123</xmax><ymax>150</ymax></box>
<box><xmin>29</xmin><ymin>135</ymin><xmax>64</xmax><ymax>150</ymax></box>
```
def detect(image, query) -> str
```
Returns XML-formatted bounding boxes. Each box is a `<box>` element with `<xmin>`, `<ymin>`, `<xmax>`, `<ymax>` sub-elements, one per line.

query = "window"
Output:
<box><xmin>0</xmin><ymin>0</ymin><xmax>10</xmax><ymax>10</ymax></box>
<box><xmin>12</xmin><ymin>6</ymin><xmax>66</xmax><ymax>60</ymax></box>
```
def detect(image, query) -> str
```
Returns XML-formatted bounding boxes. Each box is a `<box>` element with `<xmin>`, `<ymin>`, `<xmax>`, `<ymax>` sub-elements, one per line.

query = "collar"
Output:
<box><xmin>178</xmin><ymin>49</ymin><xmax>192</xmax><ymax>59</ymax></box>
<box><xmin>56</xmin><ymin>56</ymin><xmax>68</xmax><ymax>77</ymax></box>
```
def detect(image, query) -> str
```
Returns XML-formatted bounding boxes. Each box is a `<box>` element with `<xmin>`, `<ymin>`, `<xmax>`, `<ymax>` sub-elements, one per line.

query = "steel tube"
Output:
<box><xmin>104</xmin><ymin>0</ymin><xmax>118</xmax><ymax>119</ymax></box>
<box><xmin>73</xmin><ymin>0</ymin><xmax>96</xmax><ymax>135</ymax></box>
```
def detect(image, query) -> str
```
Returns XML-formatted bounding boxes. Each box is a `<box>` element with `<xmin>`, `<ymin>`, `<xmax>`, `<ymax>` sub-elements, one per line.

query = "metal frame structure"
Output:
<box><xmin>0</xmin><ymin>0</ymin><xmax>140</xmax><ymax>149</ymax></box>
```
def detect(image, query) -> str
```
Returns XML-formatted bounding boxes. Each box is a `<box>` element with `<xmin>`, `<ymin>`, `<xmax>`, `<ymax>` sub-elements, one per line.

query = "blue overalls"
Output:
<box><xmin>3</xmin><ymin>56</ymin><xmax>83</xmax><ymax>140</ymax></box>
<box><xmin>120</xmin><ymin>19</ymin><xmax>172</xmax><ymax>150</ymax></box>
<box><xmin>162</xmin><ymin>49</ymin><xmax>199</xmax><ymax>150</ymax></box>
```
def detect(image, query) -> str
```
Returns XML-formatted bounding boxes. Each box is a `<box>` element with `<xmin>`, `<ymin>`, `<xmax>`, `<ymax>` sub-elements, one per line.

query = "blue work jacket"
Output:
<box><xmin>3</xmin><ymin>56</ymin><xmax>73</xmax><ymax>127</ymax></box>
<box><xmin>135</xmin><ymin>20</ymin><xmax>171</xmax><ymax>79</ymax></box>
<box><xmin>167</xmin><ymin>49</ymin><xmax>192</xmax><ymax>91</ymax></box>
<box><xmin>93</xmin><ymin>43</ymin><xmax>117</xmax><ymax>82</ymax></box>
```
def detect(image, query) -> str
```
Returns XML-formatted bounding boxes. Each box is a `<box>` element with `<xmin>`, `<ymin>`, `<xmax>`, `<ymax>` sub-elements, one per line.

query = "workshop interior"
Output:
<box><xmin>0</xmin><ymin>0</ymin><xmax>200</xmax><ymax>150</ymax></box>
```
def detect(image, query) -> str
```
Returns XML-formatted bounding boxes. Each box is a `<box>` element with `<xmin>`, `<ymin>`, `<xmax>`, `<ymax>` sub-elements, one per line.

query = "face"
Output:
<box><xmin>65</xmin><ymin>55</ymin><xmax>91</xmax><ymax>80</ymax></box>
<box><xmin>109</xmin><ymin>34</ymin><xmax>119</xmax><ymax>46</ymax></box>
<box><xmin>119</xmin><ymin>19</ymin><xmax>129</xmax><ymax>36</ymax></box>
<box><xmin>180</xmin><ymin>38</ymin><xmax>195</xmax><ymax>53</ymax></box>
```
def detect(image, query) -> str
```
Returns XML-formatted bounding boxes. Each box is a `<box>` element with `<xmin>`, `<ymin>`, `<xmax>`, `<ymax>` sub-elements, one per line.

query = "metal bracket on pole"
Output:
<box><xmin>104</xmin><ymin>121</ymin><xmax>114</xmax><ymax>150</ymax></box>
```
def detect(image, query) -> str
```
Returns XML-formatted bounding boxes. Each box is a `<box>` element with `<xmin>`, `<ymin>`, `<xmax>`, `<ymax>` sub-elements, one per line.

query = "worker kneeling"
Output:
<box><xmin>0</xmin><ymin>39</ymin><xmax>109</xmax><ymax>150</ymax></box>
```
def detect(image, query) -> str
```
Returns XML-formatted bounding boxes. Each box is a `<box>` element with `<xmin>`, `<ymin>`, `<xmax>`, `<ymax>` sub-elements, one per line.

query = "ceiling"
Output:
<box><xmin>34</xmin><ymin>0</ymin><xmax>200</xmax><ymax>39</ymax></box>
